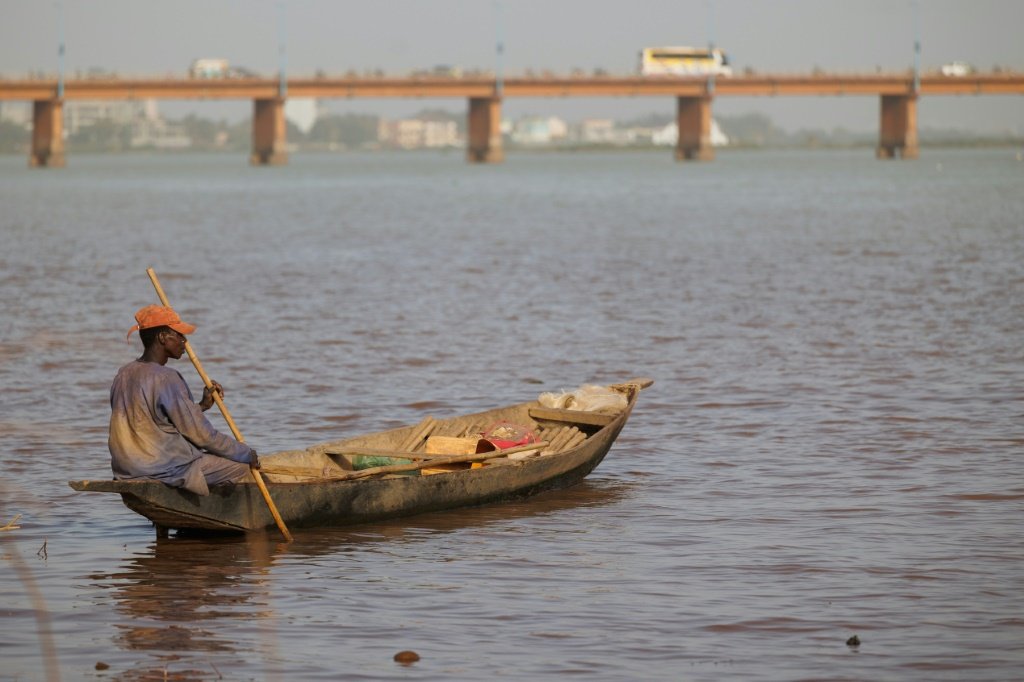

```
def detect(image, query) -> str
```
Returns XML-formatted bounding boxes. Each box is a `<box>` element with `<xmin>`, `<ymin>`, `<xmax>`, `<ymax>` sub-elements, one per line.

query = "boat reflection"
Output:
<box><xmin>291</xmin><ymin>479</ymin><xmax>633</xmax><ymax>550</ymax></box>
<box><xmin>96</xmin><ymin>480</ymin><xmax>630</xmax><ymax>675</ymax></box>
<box><xmin>105</xmin><ymin>535</ymin><xmax>275</xmax><ymax>659</ymax></box>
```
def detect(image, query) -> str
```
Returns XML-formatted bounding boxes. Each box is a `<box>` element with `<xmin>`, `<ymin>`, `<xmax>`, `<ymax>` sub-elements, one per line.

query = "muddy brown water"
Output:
<box><xmin>1</xmin><ymin>149</ymin><xmax>1022</xmax><ymax>680</ymax></box>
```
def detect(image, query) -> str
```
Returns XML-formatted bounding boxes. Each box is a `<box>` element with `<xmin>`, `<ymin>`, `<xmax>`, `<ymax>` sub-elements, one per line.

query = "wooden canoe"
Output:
<box><xmin>69</xmin><ymin>378</ymin><xmax>652</xmax><ymax>535</ymax></box>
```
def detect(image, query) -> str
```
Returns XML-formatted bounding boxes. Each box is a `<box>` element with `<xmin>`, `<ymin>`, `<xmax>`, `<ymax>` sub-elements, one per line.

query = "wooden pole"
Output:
<box><xmin>146</xmin><ymin>268</ymin><xmax>293</xmax><ymax>542</ymax></box>
<box><xmin>324</xmin><ymin>440</ymin><xmax>549</xmax><ymax>481</ymax></box>
<box><xmin>397</xmin><ymin>416</ymin><xmax>436</xmax><ymax>452</ymax></box>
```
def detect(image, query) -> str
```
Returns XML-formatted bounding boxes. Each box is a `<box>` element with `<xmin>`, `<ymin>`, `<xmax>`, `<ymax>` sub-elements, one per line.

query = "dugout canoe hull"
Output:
<box><xmin>69</xmin><ymin>379</ymin><xmax>650</xmax><ymax>535</ymax></box>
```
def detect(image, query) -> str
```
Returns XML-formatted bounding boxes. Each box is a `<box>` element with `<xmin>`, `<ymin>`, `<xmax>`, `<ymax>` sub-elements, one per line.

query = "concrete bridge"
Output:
<box><xmin>2</xmin><ymin>72</ymin><xmax>1022</xmax><ymax>167</ymax></box>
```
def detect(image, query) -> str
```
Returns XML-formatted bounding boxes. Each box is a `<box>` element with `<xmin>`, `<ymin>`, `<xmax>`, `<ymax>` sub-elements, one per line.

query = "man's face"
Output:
<box><xmin>161</xmin><ymin>329</ymin><xmax>187</xmax><ymax>359</ymax></box>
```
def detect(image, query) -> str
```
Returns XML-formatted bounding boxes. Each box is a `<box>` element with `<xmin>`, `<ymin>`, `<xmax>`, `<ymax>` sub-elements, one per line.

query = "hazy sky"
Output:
<box><xmin>2</xmin><ymin>0</ymin><xmax>1022</xmax><ymax>132</ymax></box>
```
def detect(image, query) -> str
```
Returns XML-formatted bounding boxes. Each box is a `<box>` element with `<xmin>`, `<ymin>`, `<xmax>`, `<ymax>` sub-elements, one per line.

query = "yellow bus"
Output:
<box><xmin>639</xmin><ymin>47</ymin><xmax>731</xmax><ymax>76</ymax></box>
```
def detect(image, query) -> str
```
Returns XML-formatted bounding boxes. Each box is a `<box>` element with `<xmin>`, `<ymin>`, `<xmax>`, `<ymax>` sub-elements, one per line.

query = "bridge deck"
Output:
<box><xmin>2</xmin><ymin>74</ymin><xmax>1023</xmax><ymax>101</ymax></box>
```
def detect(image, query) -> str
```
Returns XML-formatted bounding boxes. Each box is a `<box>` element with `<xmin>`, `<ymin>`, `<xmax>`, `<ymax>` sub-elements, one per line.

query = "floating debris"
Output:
<box><xmin>95</xmin><ymin>661</ymin><xmax>110</xmax><ymax>670</ymax></box>
<box><xmin>0</xmin><ymin>514</ymin><xmax>22</xmax><ymax>531</ymax></box>
<box><xmin>394</xmin><ymin>650</ymin><xmax>420</xmax><ymax>665</ymax></box>
<box><xmin>846</xmin><ymin>635</ymin><xmax>861</xmax><ymax>647</ymax></box>
<box><xmin>37</xmin><ymin>540</ymin><xmax>48</xmax><ymax>560</ymax></box>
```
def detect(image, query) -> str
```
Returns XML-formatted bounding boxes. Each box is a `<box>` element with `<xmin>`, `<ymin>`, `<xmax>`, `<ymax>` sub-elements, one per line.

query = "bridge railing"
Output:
<box><xmin>2</xmin><ymin>67</ymin><xmax>1019</xmax><ymax>84</ymax></box>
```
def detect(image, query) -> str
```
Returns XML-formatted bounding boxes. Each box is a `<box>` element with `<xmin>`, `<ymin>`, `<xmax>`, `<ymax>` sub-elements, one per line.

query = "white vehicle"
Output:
<box><xmin>639</xmin><ymin>47</ymin><xmax>732</xmax><ymax>76</ymax></box>
<box><xmin>941</xmin><ymin>61</ymin><xmax>973</xmax><ymax>77</ymax></box>
<box><xmin>189</xmin><ymin>58</ymin><xmax>230</xmax><ymax>79</ymax></box>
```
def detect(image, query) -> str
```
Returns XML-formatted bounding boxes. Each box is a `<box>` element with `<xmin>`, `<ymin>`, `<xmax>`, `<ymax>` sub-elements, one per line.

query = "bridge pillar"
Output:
<box><xmin>675</xmin><ymin>95</ymin><xmax>714</xmax><ymax>162</ymax></box>
<box><xmin>29</xmin><ymin>99</ymin><xmax>66</xmax><ymax>168</ymax></box>
<box><xmin>467</xmin><ymin>97</ymin><xmax>504</xmax><ymax>163</ymax></box>
<box><xmin>251</xmin><ymin>98</ymin><xmax>288</xmax><ymax>166</ymax></box>
<box><xmin>877</xmin><ymin>94</ymin><xmax>918</xmax><ymax>160</ymax></box>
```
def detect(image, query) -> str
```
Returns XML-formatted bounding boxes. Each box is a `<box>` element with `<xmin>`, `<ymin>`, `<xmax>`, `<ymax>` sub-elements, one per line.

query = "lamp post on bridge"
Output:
<box><xmin>278</xmin><ymin>1</ymin><xmax>287</xmax><ymax>99</ymax></box>
<box><xmin>29</xmin><ymin>2</ymin><xmax>67</xmax><ymax>166</ymax></box>
<box><xmin>494</xmin><ymin>0</ymin><xmax>504</xmax><ymax>98</ymax></box>
<box><xmin>250</xmin><ymin>1</ymin><xmax>289</xmax><ymax>164</ymax></box>
<box><xmin>673</xmin><ymin>0</ymin><xmax>717</xmax><ymax>162</ymax></box>
<box><xmin>706</xmin><ymin>0</ymin><xmax>716</xmax><ymax>96</ymax></box>
<box><xmin>877</xmin><ymin>0</ymin><xmax>921</xmax><ymax>159</ymax></box>
<box><xmin>56</xmin><ymin>1</ymin><xmax>65</xmax><ymax>100</ymax></box>
<box><xmin>912</xmin><ymin>0</ymin><xmax>921</xmax><ymax>95</ymax></box>
<box><xmin>466</xmin><ymin>0</ymin><xmax>505</xmax><ymax>162</ymax></box>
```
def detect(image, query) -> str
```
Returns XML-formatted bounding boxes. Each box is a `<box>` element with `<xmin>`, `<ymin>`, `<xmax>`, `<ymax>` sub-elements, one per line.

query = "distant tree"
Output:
<box><xmin>179</xmin><ymin>115</ymin><xmax>221</xmax><ymax>148</ymax></box>
<box><xmin>285</xmin><ymin>120</ymin><xmax>305</xmax><ymax>143</ymax></box>
<box><xmin>619</xmin><ymin>113</ymin><xmax>673</xmax><ymax>129</ymax></box>
<box><xmin>411</xmin><ymin>108</ymin><xmax>464</xmax><ymax>134</ymax></box>
<box><xmin>307</xmin><ymin>113</ymin><xmax>379</xmax><ymax>149</ymax></box>
<box><xmin>67</xmin><ymin>119</ymin><xmax>131</xmax><ymax>152</ymax></box>
<box><xmin>0</xmin><ymin>120</ymin><xmax>29</xmax><ymax>154</ymax></box>
<box><xmin>716</xmin><ymin>112</ymin><xmax>787</xmax><ymax>146</ymax></box>
<box><xmin>225</xmin><ymin>120</ymin><xmax>250</xmax><ymax>150</ymax></box>
<box><xmin>172</xmin><ymin>115</ymin><xmax>265</xmax><ymax>151</ymax></box>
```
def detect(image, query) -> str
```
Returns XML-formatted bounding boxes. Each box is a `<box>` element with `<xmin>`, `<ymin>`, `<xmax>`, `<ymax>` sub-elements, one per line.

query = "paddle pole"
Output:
<box><xmin>146</xmin><ymin>268</ymin><xmax>293</xmax><ymax>543</ymax></box>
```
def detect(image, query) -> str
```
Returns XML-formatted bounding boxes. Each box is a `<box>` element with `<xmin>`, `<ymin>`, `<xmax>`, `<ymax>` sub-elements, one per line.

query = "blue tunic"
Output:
<box><xmin>108</xmin><ymin>360</ymin><xmax>253</xmax><ymax>495</ymax></box>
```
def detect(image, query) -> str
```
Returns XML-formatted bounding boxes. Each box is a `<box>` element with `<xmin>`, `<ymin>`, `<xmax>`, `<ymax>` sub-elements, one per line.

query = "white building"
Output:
<box><xmin>63</xmin><ymin>99</ymin><xmax>159</xmax><ymax>135</ymax></box>
<box><xmin>284</xmin><ymin>98</ymin><xmax>325</xmax><ymax>134</ymax></box>
<box><xmin>422</xmin><ymin>120</ymin><xmax>459</xmax><ymax>148</ymax></box>
<box><xmin>578</xmin><ymin>118</ymin><xmax>616</xmax><ymax>143</ymax></box>
<box><xmin>130</xmin><ymin>118</ymin><xmax>191</xmax><ymax>149</ymax></box>
<box><xmin>575</xmin><ymin>118</ymin><xmax>635</xmax><ymax>145</ymax></box>
<box><xmin>378</xmin><ymin>118</ymin><xmax>460</xmax><ymax>149</ymax></box>
<box><xmin>58</xmin><ymin>98</ymin><xmax>194</xmax><ymax>149</ymax></box>
<box><xmin>652</xmin><ymin>120</ymin><xmax>730</xmax><ymax>147</ymax></box>
<box><xmin>0</xmin><ymin>101</ymin><xmax>31</xmax><ymax>127</ymax></box>
<box><xmin>510</xmin><ymin>116</ymin><xmax>568</xmax><ymax>145</ymax></box>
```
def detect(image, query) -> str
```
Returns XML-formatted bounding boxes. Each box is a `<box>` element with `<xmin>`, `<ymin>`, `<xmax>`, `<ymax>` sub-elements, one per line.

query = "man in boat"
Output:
<box><xmin>108</xmin><ymin>304</ymin><xmax>260</xmax><ymax>496</ymax></box>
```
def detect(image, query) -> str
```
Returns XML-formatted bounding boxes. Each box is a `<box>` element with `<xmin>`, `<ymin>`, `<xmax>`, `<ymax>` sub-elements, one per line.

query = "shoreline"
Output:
<box><xmin>2</xmin><ymin>139</ymin><xmax>1023</xmax><ymax>157</ymax></box>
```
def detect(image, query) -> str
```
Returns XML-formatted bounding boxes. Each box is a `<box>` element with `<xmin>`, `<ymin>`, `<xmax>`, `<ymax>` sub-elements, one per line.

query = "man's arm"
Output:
<box><xmin>159</xmin><ymin>374</ymin><xmax>256</xmax><ymax>465</ymax></box>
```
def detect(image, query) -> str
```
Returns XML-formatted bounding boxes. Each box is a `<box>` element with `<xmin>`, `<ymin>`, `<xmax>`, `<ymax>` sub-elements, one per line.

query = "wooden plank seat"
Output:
<box><xmin>528</xmin><ymin>406</ymin><xmax>617</xmax><ymax>427</ymax></box>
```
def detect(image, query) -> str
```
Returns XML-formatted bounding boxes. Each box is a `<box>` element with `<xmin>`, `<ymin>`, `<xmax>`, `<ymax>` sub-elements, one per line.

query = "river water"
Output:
<box><xmin>1</xmin><ymin>148</ymin><xmax>1022</xmax><ymax>681</ymax></box>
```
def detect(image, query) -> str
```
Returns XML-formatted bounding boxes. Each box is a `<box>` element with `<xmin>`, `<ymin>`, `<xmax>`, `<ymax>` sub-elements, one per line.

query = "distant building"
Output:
<box><xmin>64</xmin><ymin>99</ymin><xmax>159</xmax><ymax>135</ymax></box>
<box><xmin>575</xmin><ymin>118</ymin><xmax>635</xmax><ymax>145</ymax></box>
<box><xmin>0</xmin><ymin>101</ymin><xmax>31</xmax><ymax>127</ymax></box>
<box><xmin>130</xmin><ymin>118</ymin><xmax>191</xmax><ymax>149</ymax></box>
<box><xmin>60</xmin><ymin>99</ymin><xmax>191</xmax><ymax>148</ymax></box>
<box><xmin>578</xmin><ymin>119</ymin><xmax>616</xmax><ymax>143</ymax></box>
<box><xmin>510</xmin><ymin>116</ymin><xmax>568</xmax><ymax>145</ymax></box>
<box><xmin>422</xmin><ymin>120</ymin><xmax>459</xmax><ymax>148</ymax></box>
<box><xmin>623</xmin><ymin>126</ymin><xmax>660</xmax><ymax>145</ymax></box>
<box><xmin>378</xmin><ymin>118</ymin><xmax>460</xmax><ymax>149</ymax></box>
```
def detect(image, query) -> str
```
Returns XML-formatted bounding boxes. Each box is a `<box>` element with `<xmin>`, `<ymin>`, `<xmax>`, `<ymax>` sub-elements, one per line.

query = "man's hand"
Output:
<box><xmin>199</xmin><ymin>381</ymin><xmax>224</xmax><ymax>412</ymax></box>
<box><xmin>249</xmin><ymin>449</ymin><xmax>261</xmax><ymax>470</ymax></box>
